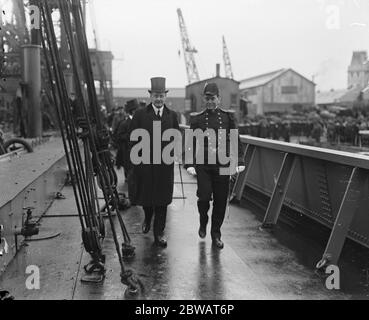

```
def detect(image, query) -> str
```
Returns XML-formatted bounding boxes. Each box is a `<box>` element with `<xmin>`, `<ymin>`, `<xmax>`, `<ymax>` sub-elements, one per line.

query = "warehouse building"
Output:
<box><xmin>239</xmin><ymin>68</ymin><xmax>316</xmax><ymax>115</ymax></box>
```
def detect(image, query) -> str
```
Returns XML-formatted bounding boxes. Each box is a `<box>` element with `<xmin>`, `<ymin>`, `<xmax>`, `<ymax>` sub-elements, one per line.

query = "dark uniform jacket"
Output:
<box><xmin>129</xmin><ymin>104</ymin><xmax>180</xmax><ymax>206</ymax></box>
<box><xmin>184</xmin><ymin>107</ymin><xmax>245</xmax><ymax>170</ymax></box>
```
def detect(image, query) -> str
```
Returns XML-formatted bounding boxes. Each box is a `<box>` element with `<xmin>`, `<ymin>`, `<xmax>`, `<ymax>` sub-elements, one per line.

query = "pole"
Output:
<box><xmin>24</xmin><ymin>0</ymin><xmax>42</xmax><ymax>138</ymax></box>
<box><xmin>22</xmin><ymin>44</ymin><xmax>42</xmax><ymax>138</ymax></box>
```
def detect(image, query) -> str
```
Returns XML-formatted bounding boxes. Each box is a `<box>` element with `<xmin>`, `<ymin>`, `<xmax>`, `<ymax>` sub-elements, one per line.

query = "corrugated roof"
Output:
<box><xmin>316</xmin><ymin>87</ymin><xmax>363</xmax><ymax>105</ymax></box>
<box><xmin>316</xmin><ymin>89</ymin><xmax>349</xmax><ymax>105</ymax></box>
<box><xmin>239</xmin><ymin>69</ymin><xmax>287</xmax><ymax>90</ymax></box>
<box><xmin>340</xmin><ymin>87</ymin><xmax>362</xmax><ymax>103</ymax></box>
<box><xmin>113</xmin><ymin>87</ymin><xmax>185</xmax><ymax>98</ymax></box>
<box><xmin>239</xmin><ymin>68</ymin><xmax>315</xmax><ymax>90</ymax></box>
<box><xmin>186</xmin><ymin>76</ymin><xmax>239</xmax><ymax>88</ymax></box>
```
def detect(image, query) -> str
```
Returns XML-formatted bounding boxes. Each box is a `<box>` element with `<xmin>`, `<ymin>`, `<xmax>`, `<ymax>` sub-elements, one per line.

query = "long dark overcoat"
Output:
<box><xmin>115</xmin><ymin>117</ymin><xmax>132</xmax><ymax>170</ymax></box>
<box><xmin>129</xmin><ymin>104</ymin><xmax>179</xmax><ymax>206</ymax></box>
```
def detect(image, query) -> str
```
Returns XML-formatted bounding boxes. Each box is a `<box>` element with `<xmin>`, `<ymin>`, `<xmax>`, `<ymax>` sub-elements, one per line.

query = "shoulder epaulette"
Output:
<box><xmin>219</xmin><ymin>107</ymin><xmax>235</xmax><ymax>113</ymax></box>
<box><xmin>190</xmin><ymin>110</ymin><xmax>206</xmax><ymax>117</ymax></box>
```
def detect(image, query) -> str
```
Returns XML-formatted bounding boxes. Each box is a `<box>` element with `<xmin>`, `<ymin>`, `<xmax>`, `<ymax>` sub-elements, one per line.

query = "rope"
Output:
<box><xmin>39</xmin><ymin>1</ymin><xmax>139</xmax><ymax>290</ymax></box>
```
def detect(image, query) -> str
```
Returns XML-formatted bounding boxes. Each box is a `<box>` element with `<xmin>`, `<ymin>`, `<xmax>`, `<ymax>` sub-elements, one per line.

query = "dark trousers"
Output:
<box><xmin>143</xmin><ymin>206</ymin><xmax>167</xmax><ymax>239</ymax></box>
<box><xmin>196</xmin><ymin>165</ymin><xmax>229</xmax><ymax>240</ymax></box>
<box><xmin>127</xmin><ymin>168</ymin><xmax>135</xmax><ymax>204</ymax></box>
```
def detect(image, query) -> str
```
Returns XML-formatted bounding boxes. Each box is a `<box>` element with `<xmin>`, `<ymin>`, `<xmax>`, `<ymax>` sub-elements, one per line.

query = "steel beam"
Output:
<box><xmin>232</xmin><ymin>144</ymin><xmax>256</xmax><ymax>201</ymax></box>
<box><xmin>262</xmin><ymin>153</ymin><xmax>297</xmax><ymax>228</ymax></box>
<box><xmin>316</xmin><ymin>167</ymin><xmax>368</xmax><ymax>268</ymax></box>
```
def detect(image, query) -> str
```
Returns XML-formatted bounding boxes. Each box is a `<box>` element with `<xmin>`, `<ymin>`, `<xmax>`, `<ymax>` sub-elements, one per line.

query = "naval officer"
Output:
<box><xmin>184</xmin><ymin>82</ymin><xmax>245</xmax><ymax>249</ymax></box>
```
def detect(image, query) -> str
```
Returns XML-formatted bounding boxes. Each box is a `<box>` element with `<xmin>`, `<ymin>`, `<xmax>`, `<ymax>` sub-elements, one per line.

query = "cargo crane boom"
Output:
<box><xmin>89</xmin><ymin>0</ymin><xmax>113</xmax><ymax>111</ymax></box>
<box><xmin>177</xmin><ymin>8</ymin><xmax>200</xmax><ymax>84</ymax></box>
<box><xmin>222</xmin><ymin>35</ymin><xmax>234</xmax><ymax>79</ymax></box>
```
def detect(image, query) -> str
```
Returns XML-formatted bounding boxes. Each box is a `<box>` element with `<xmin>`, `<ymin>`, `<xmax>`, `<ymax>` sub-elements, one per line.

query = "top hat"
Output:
<box><xmin>148</xmin><ymin>77</ymin><xmax>169</xmax><ymax>94</ymax></box>
<box><xmin>125</xmin><ymin>98</ymin><xmax>139</xmax><ymax>113</ymax></box>
<box><xmin>203</xmin><ymin>82</ymin><xmax>219</xmax><ymax>96</ymax></box>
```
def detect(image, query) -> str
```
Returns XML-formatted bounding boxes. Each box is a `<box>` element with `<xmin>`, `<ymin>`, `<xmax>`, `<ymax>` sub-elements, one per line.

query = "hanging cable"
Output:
<box><xmin>39</xmin><ymin>0</ymin><xmax>141</xmax><ymax>295</ymax></box>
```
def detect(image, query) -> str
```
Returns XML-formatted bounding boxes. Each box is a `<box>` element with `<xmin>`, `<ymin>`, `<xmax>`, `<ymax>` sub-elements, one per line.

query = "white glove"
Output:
<box><xmin>236</xmin><ymin>166</ymin><xmax>246</xmax><ymax>174</ymax></box>
<box><xmin>186</xmin><ymin>167</ymin><xmax>196</xmax><ymax>176</ymax></box>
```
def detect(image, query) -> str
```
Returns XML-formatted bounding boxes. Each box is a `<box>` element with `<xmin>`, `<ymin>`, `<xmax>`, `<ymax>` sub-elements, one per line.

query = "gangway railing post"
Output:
<box><xmin>316</xmin><ymin>167</ymin><xmax>367</xmax><ymax>269</ymax></box>
<box><xmin>232</xmin><ymin>144</ymin><xmax>256</xmax><ymax>201</ymax></box>
<box><xmin>261</xmin><ymin>153</ymin><xmax>297</xmax><ymax>228</ymax></box>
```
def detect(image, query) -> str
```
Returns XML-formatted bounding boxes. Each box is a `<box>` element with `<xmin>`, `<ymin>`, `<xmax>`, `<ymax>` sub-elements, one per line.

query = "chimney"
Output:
<box><xmin>216</xmin><ymin>63</ymin><xmax>220</xmax><ymax>77</ymax></box>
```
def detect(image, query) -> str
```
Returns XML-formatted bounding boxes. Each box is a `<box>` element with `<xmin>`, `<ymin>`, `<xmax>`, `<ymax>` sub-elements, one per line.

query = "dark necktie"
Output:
<box><xmin>156</xmin><ymin>110</ymin><xmax>161</xmax><ymax>120</ymax></box>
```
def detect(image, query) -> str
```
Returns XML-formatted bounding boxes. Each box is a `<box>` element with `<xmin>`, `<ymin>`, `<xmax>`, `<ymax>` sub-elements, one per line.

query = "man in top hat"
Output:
<box><xmin>184</xmin><ymin>82</ymin><xmax>245</xmax><ymax>249</ymax></box>
<box><xmin>129</xmin><ymin>77</ymin><xmax>180</xmax><ymax>247</ymax></box>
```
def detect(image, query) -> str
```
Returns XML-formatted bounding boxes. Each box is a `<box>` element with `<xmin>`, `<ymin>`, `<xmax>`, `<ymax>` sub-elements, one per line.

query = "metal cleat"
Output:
<box><xmin>121</xmin><ymin>270</ymin><xmax>143</xmax><ymax>299</ymax></box>
<box><xmin>81</xmin><ymin>257</ymin><xmax>106</xmax><ymax>283</ymax></box>
<box><xmin>14</xmin><ymin>208</ymin><xmax>40</xmax><ymax>251</ymax></box>
<box><xmin>0</xmin><ymin>290</ymin><xmax>14</xmax><ymax>300</ymax></box>
<box><xmin>122</xmin><ymin>243</ymin><xmax>136</xmax><ymax>260</ymax></box>
<box><xmin>55</xmin><ymin>192</ymin><xmax>66</xmax><ymax>200</ymax></box>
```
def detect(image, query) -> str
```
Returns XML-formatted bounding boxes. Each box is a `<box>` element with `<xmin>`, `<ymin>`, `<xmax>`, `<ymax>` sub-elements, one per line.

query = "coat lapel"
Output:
<box><xmin>161</xmin><ymin>106</ymin><xmax>170</xmax><ymax>129</ymax></box>
<box><xmin>146</xmin><ymin>104</ymin><xmax>157</xmax><ymax>125</ymax></box>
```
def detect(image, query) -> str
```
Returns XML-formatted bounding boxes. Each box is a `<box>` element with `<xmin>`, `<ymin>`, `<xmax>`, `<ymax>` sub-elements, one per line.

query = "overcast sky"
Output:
<box><xmin>87</xmin><ymin>0</ymin><xmax>369</xmax><ymax>91</ymax></box>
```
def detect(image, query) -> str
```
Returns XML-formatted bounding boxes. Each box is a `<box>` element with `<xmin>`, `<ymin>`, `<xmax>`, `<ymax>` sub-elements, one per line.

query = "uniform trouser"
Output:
<box><xmin>196</xmin><ymin>165</ymin><xmax>230</xmax><ymax>240</ymax></box>
<box><xmin>143</xmin><ymin>206</ymin><xmax>167</xmax><ymax>240</ymax></box>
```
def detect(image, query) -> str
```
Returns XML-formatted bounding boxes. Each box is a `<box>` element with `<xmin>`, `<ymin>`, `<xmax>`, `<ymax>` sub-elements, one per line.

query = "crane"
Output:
<box><xmin>89</xmin><ymin>0</ymin><xmax>113</xmax><ymax>111</ymax></box>
<box><xmin>222</xmin><ymin>35</ymin><xmax>234</xmax><ymax>79</ymax></box>
<box><xmin>177</xmin><ymin>8</ymin><xmax>200</xmax><ymax>84</ymax></box>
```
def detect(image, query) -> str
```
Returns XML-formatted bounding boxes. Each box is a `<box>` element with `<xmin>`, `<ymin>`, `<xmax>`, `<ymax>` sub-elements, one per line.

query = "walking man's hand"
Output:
<box><xmin>236</xmin><ymin>166</ymin><xmax>246</xmax><ymax>174</ymax></box>
<box><xmin>186</xmin><ymin>167</ymin><xmax>196</xmax><ymax>176</ymax></box>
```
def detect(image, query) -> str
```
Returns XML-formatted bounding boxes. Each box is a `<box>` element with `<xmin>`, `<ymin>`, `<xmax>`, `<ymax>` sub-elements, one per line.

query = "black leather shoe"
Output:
<box><xmin>142</xmin><ymin>221</ymin><xmax>151</xmax><ymax>234</ymax></box>
<box><xmin>212</xmin><ymin>238</ymin><xmax>224</xmax><ymax>249</ymax></box>
<box><xmin>154</xmin><ymin>236</ymin><xmax>167</xmax><ymax>248</ymax></box>
<box><xmin>198</xmin><ymin>226</ymin><xmax>206</xmax><ymax>239</ymax></box>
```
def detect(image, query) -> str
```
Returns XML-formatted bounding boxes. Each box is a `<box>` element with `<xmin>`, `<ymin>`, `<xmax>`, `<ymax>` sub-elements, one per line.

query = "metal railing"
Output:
<box><xmin>180</xmin><ymin>124</ymin><xmax>369</xmax><ymax>269</ymax></box>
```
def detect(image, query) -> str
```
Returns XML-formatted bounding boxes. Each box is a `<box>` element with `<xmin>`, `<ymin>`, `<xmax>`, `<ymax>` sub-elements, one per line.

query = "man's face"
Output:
<box><xmin>203</xmin><ymin>94</ymin><xmax>219</xmax><ymax>109</ymax></box>
<box><xmin>150</xmin><ymin>92</ymin><xmax>166</xmax><ymax>108</ymax></box>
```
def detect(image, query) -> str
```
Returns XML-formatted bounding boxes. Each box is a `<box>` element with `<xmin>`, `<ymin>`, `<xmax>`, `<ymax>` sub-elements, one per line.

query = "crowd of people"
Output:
<box><xmin>238</xmin><ymin>112</ymin><xmax>369</xmax><ymax>147</ymax></box>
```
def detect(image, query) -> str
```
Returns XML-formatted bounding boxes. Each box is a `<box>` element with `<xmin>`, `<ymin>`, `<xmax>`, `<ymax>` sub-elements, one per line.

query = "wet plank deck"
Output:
<box><xmin>0</xmin><ymin>166</ymin><xmax>359</xmax><ymax>300</ymax></box>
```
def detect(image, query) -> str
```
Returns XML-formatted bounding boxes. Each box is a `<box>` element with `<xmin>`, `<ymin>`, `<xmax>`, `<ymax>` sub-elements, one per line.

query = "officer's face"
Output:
<box><xmin>150</xmin><ymin>93</ymin><xmax>166</xmax><ymax>108</ymax></box>
<box><xmin>203</xmin><ymin>94</ymin><xmax>220</xmax><ymax>109</ymax></box>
